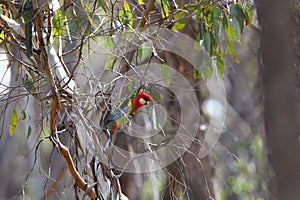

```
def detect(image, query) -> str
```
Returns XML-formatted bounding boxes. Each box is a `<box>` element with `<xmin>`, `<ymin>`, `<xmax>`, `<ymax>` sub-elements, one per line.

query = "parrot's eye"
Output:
<box><xmin>139</xmin><ymin>98</ymin><xmax>147</xmax><ymax>105</ymax></box>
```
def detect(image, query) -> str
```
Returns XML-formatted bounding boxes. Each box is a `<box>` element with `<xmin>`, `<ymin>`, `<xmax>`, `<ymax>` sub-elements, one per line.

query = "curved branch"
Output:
<box><xmin>137</xmin><ymin>0</ymin><xmax>155</xmax><ymax>29</ymax></box>
<box><xmin>50</xmin><ymin>97</ymin><xmax>97</xmax><ymax>200</ymax></box>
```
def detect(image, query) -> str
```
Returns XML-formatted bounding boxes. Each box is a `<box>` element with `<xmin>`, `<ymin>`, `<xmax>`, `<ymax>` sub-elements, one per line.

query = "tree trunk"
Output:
<box><xmin>257</xmin><ymin>0</ymin><xmax>300</xmax><ymax>199</ymax></box>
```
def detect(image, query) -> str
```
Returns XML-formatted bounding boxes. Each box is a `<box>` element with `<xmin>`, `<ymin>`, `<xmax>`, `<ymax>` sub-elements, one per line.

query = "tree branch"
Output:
<box><xmin>137</xmin><ymin>0</ymin><xmax>155</xmax><ymax>29</ymax></box>
<box><xmin>50</xmin><ymin>96</ymin><xmax>97</xmax><ymax>199</ymax></box>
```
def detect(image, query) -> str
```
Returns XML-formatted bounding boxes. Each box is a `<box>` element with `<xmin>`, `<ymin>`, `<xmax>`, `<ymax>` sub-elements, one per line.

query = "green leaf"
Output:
<box><xmin>243</xmin><ymin>7</ymin><xmax>252</xmax><ymax>25</ymax></box>
<box><xmin>27</xmin><ymin>126</ymin><xmax>32</xmax><ymax>139</ymax></box>
<box><xmin>228</xmin><ymin>4</ymin><xmax>252</xmax><ymax>35</ymax></box>
<box><xmin>202</xmin><ymin>7</ymin><xmax>212</xmax><ymax>31</ymax></box>
<box><xmin>231</xmin><ymin>17</ymin><xmax>241</xmax><ymax>39</ymax></box>
<box><xmin>161</xmin><ymin>0</ymin><xmax>169</xmax><ymax>18</ymax></box>
<box><xmin>104</xmin><ymin>54</ymin><xmax>115</xmax><ymax>70</ymax></box>
<box><xmin>80</xmin><ymin>0</ymin><xmax>93</xmax><ymax>25</ymax></box>
<box><xmin>229</xmin><ymin>4</ymin><xmax>246</xmax><ymax>35</ymax></box>
<box><xmin>206</xmin><ymin>32</ymin><xmax>217</xmax><ymax>55</ymax></box>
<box><xmin>52</xmin><ymin>11</ymin><xmax>64</xmax><ymax>44</ymax></box>
<box><xmin>223</xmin><ymin>21</ymin><xmax>233</xmax><ymax>41</ymax></box>
<box><xmin>0</xmin><ymin>4</ymin><xmax>6</xmax><ymax>44</ymax></box>
<box><xmin>203</xmin><ymin>32</ymin><xmax>211</xmax><ymax>55</ymax></box>
<box><xmin>137</xmin><ymin>0</ymin><xmax>145</xmax><ymax>4</ymax></box>
<box><xmin>0</xmin><ymin>4</ymin><xmax>3</xmax><ymax>15</ymax></box>
<box><xmin>229</xmin><ymin>4</ymin><xmax>236</xmax><ymax>17</ymax></box>
<box><xmin>235</xmin><ymin>4</ymin><xmax>245</xmax><ymax>33</ymax></box>
<box><xmin>212</xmin><ymin>6</ymin><xmax>221</xmax><ymax>35</ymax></box>
<box><xmin>172</xmin><ymin>21</ymin><xmax>186</xmax><ymax>32</ymax></box>
<box><xmin>226</xmin><ymin>41</ymin><xmax>239</xmax><ymax>63</ymax></box>
<box><xmin>136</xmin><ymin>44</ymin><xmax>152</xmax><ymax>61</ymax></box>
<box><xmin>22</xmin><ymin>110</ymin><xmax>27</xmax><ymax>120</ymax></box>
<box><xmin>222</xmin><ymin>14</ymin><xmax>229</xmax><ymax>32</ymax></box>
<box><xmin>194</xmin><ymin>51</ymin><xmax>213</xmax><ymax>80</ymax></box>
<box><xmin>119</xmin><ymin>0</ymin><xmax>133</xmax><ymax>28</ymax></box>
<box><xmin>223</xmin><ymin>13</ymin><xmax>239</xmax><ymax>62</ymax></box>
<box><xmin>216</xmin><ymin>51</ymin><xmax>224</xmax><ymax>78</ymax></box>
<box><xmin>161</xmin><ymin>64</ymin><xmax>171</xmax><ymax>86</ymax></box>
<box><xmin>172</xmin><ymin>12</ymin><xmax>186</xmax><ymax>32</ymax></box>
<box><xmin>137</xmin><ymin>46</ymin><xmax>143</xmax><ymax>61</ymax></box>
<box><xmin>9</xmin><ymin>110</ymin><xmax>17</xmax><ymax>136</ymax></box>
<box><xmin>0</xmin><ymin>30</ymin><xmax>4</xmax><ymax>44</ymax></box>
<box><xmin>124</xmin><ymin>0</ymin><xmax>130</xmax><ymax>11</ymax></box>
<box><xmin>194</xmin><ymin>68</ymin><xmax>201</xmax><ymax>79</ymax></box>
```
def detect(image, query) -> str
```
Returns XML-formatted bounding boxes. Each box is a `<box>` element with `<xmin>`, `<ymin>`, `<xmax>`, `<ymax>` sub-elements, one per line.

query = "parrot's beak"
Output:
<box><xmin>139</xmin><ymin>97</ymin><xmax>152</xmax><ymax>105</ymax></box>
<box><xmin>139</xmin><ymin>98</ymin><xmax>147</xmax><ymax>105</ymax></box>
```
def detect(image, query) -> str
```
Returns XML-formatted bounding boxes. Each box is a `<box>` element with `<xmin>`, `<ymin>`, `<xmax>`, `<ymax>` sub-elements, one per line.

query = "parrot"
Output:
<box><xmin>103</xmin><ymin>92</ymin><xmax>151</xmax><ymax>150</ymax></box>
<box><xmin>15</xmin><ymin>0</ymin><xmax>33</xmax><ymax>55</ymax></box>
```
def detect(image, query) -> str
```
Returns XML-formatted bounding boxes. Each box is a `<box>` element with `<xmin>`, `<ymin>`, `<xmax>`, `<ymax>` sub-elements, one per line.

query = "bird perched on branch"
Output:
<box><xmin>15</xmin><ymin>0</ymin><xmax>33</xmax><ymax>55</ymax></box>
<box><xmin>103</xmin><ymin>92</ymin><xmax>151</xmax><ymax>150</ymax></box>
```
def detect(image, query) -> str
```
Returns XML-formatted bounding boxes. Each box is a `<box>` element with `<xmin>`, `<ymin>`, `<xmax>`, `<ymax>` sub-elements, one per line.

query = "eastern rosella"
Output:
<box><xmin>104</xmin><ymin>92</ymin><xmax>151</xmax><ymax>150</ymax></box>
<box><xmin>15</xmin><ymin>0</ymin><xmax>33</xmax><ymax>55</ymax></box>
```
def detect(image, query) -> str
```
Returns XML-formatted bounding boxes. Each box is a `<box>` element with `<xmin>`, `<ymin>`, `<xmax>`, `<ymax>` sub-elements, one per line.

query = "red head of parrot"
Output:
<box><xmin>108</xmin><ymin>92</ymin><xmax>151</xmax><ymax>140</ymax></box>
<box><xmin>131</xmin><ymin>93</ymin><xmax>152</xmax><ymax>114</ymax></box>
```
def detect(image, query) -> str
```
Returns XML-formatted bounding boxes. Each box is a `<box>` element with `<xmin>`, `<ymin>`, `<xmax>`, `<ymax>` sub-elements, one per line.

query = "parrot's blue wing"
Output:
<box><xmin>103</xmin><ymin>98</ymin><xmax>131</xmax><ymax>151</ymax></box>
<box><xmin>107</xmin><ymin>97</ymin><xmax>131</xmax><ymax>124</ymax></box>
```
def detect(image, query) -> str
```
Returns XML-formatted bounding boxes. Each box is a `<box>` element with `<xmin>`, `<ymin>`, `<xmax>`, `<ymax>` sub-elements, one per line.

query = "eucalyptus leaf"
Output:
<box><xmin>104</xmin><ymin>54</ymin><xmax>115</xmax><ymax>70</ymax></box>
<box><xmin>9</xmin><ymin>110</ymin><xmax>17</xmax><ymax>136</ymax></box>
<box><xmin>161</xmin><ymin>64</ymin><xmax>171</xmax><ymax>86</ymax></box>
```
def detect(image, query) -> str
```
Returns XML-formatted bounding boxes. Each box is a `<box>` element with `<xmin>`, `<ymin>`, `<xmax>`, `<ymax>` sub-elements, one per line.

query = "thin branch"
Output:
<box><xmin>119</xmin><ymin>0</ymin><xmax>156</xmax><ymax>74</ymax></box>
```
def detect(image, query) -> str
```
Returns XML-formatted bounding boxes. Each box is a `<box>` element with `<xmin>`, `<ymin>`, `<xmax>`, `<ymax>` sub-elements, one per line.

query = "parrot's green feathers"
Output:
<box><xmin>115</xmin><ymin>114</ymin><xmax>130</xmax><ymax>127</ymax></box>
